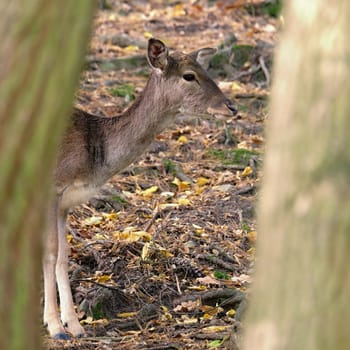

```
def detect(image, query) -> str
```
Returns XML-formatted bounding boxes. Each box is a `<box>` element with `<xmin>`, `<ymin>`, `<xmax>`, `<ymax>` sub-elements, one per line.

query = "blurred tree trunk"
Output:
<box><xmin>0</xmin><ymin>1</ymin><xmax>95</xmax><ymax>349</ymax></box>
<box><xmin>241</xmin><ymin>1</ymin><xmax>350</xmax><ymax>350</ymax></box>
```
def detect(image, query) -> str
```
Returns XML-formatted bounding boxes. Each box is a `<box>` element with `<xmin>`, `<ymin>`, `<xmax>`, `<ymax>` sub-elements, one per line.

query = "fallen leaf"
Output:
<box><xmin>231</xmin><ymin>274</ymin><xmax>252</xmax><ymax>285</ymax></box>
<box><xmin>102</xmin><ymin>212</ymin><xmax>119</xmax><ymax>221</ymax></box>
<box><xmin>177</xmin><ymin>197</ymin><xmax>191</xmax><ymax>206</ymax></box>
<box><xmin>247</xmin><ymin>231</ymin><xmax>257</xmax><ymax>242</ymax></box>
<box><xmin>117</xmin><ymin>312</ymin><xmax>138</xmax><ymax>318</ymax></box>
<box><xmin>177</xmin><ymin>135</ymin><xmax>189</xmax><ymax>144</ymax></box>
<box><xmin>143</xmin><ymin>31</ymin><xmax>153</xmax><ymax>39</ymax></box>
<box><xmin>84</xmin><ymin>216</ymin><xmax>103</xmax><ymax>226</ymax></box>
<box><xmin>172</xmin><ymin>177</ymin><xmax>191</xmax><ymax>191</ymax></box>
<box><xmin>226</xmin><ymin>309</ymin><xmax>236</xmax><ymax>317</ymax></box>
<box><xmin>202</xmin><ymin>325</ymin><xmax>231</xmax><ymax>333</ymax></box>
<box><xmin>159</xmin><ymin>203</ymin><xmax>179</xmax><ymax>210</ymax></box>
<box><xmin>96</xmin><ymin>274</ymin><xmax>112</xmax><ymax>283</ymax></box>
<box><xmin>209</xmin><ymin>339</ymin><xmax>224</xmax><ymax>348</ymax></box>
<box><xmin>141</xmin><ymin>242</ymin><xmax>150</xmax><ymax>260</ymax></box>
<box><xmin>139</xmin><ymin>185</ymin><xmax>158</xmax><ymax>198</ymax></box>
<box><xmin>196</xmin><ymin>177</ymin><xmax>210</xmax><ymax>186</ymax></box>
<box><xmin>241</xmin><ymin>166</ymin><xmax>253</xmax><ymax>177</ymax></box>
<box><xmin>113</xmin><ymin>230</ymin><xmax>152</xmax><ymax>242</ymax></box>
<box><xmin>197</xmin><ymin>276</ymin><xmax>221</xmax><ymax>286</ymax></box>
<box><xmin>123</xmin><ymin>45</ymin><xmax>138</xmax><ymax>53</ymax></box>
<box><xmin>173</xmin><ymin>300</ymin><xmax>199</xmax><ymax>312</ymax></box>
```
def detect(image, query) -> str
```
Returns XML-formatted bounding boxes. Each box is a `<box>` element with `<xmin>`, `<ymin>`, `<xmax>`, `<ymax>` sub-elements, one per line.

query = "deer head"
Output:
<box><xmin>147</xmin><ymin>38</ymin><xmax>237</xmax><ymax>119</ymax></box>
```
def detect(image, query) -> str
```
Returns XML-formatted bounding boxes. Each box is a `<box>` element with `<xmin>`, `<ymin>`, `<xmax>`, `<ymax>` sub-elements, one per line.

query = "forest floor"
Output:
<box><xmin>45</xmin><ymin>1</ymin><xmax>278</xmax><ymax>349</ymax></box>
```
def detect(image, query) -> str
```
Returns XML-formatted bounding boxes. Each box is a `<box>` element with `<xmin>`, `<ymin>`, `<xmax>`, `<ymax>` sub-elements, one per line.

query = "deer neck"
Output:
<box><xmin>103</xmin><ymin>73</ymin><xmax>178</xmax><ymax>177</ymax></box>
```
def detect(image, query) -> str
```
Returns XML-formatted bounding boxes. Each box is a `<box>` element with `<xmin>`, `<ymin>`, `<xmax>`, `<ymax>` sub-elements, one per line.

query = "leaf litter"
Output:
<box><xmin>45</xmin><ymin>0</ymin><xmax>278</xmax><ymax>349</ymax></box>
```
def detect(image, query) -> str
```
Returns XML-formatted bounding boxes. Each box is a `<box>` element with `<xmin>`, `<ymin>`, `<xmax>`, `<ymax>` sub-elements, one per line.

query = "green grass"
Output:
<box><xmin>109</xmin><ymin>84</ymin><xmax>135</xmax><ymax>101</ymax></box>
<box><xmin>208</xmin><ymin>148</ymin><xmax>259</xmax><ymax>165</ymax></box>
<box><xmin>213</xmin><ymin>270</ymin><xmax>230</xmax><ymax>280</ymax></box>
<box><xmin>163</xmin><ymin>159</ymin><xmax>177</xmax><ymax>175</ymax></box>
<box><xmin>111</xmin><ymin>194</ymin><xmax>128</xmax><ymax>206</ymax></box>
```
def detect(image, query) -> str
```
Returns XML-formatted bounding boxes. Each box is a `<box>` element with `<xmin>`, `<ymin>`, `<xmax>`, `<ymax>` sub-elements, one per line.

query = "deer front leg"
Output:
<box><xmin>43</xmin><ymin>202</ymin><xmax>69</xmax><ymax>339</ymax></box>
<box><xmin>56</xmin><ymin>207</ymin><xmax>85</xmax><ymax>337</ymax></box>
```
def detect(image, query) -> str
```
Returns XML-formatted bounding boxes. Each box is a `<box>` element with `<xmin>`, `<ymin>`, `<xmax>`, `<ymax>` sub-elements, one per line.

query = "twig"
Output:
<box><xmin>214</xmin><ymin>164</ymin><xmax>246</xmax><ymax>171</ymax></box>
<box><xmin>143</xmin><ymin>202</ymin><xmax>160</xmax><ymax>232</ymax></box>
<box><xmin>83</xmin><ymin>239</ymin><xmax>115</xmax><ymax>249</ymax></box>
<box><xmin>193</xmin><ymin>332</ymin><xmax>230</xmax><ymax>340</ymax></box>
<box><xmin>67</xmin><ymin>224</ymin><xmax>85</xmax><ymax>243</ymax></box>
<box><xmin>233</xmin><ymin>185</ymin><xmax>255</xmax><ymax>196</ymax></box>
<box><xmin>175</xmin><ymin>273</ymin><xmax>182</xmax><ymax>295</ymax></box>
<box><xmin>234</xmin><ymin>64</ymin><xmax>261</xmax><ymax>80</ymax></box>
<box><xmin>259</xmin><ymin>55</ymin><xmax>270</xmax><ymax>85</ymax></box>
<box><xmin>209</xmin><ymin>245</ymin><xmax>238</xmax><ymax>264</ymax></box>
<box><xmin>173</xmin><ymin>163</ymin><xmax>194</xmax><ymax>184</ymax></box>
<box><xmin>197</xmin><ymin>254</ymin><xmax>237</xmax><ymax>271</ymax></box>
<box><xmin>73</xmin><ymin>278</ymin><xmax>120</xmax><ymax>291</ymax></box>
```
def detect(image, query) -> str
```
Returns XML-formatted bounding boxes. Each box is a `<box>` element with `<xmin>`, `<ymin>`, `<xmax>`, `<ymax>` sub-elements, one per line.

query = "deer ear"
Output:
<box><xmin>148</xmin><ymin>38</ymin><xmax>169</xmax><ymax>71</ymax></box>
<box><xmin>190</xmin><ymin>47</ymin><xmax>217</xmax><ymax>70</ymax></box>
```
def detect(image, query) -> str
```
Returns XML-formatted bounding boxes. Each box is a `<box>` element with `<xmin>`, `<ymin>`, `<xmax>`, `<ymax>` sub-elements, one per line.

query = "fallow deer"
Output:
<box><xmin>44</xmin><ymin>38</ymin><xmax>237</xmax><ymax>339</ymax></box>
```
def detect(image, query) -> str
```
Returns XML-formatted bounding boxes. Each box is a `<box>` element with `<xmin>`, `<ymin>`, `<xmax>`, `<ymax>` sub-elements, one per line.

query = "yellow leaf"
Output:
<box><xmin>177</xmin><ymin>197</ymin><xmax>191</xmax><ymax>206</ymax></box>
<box><xmin>66</xmin><ymin>234</ymin><xmax>73</xmax><ymax>243</ymax></box>
<box><xmin>177</xmin><ymin>135</ymin><xmax>188</xmax><ymax>144</ymax></box>
<box><xmin>113</xmin><ymin>230</ymin><xmax>152</xmax><ymax>242</ymax></box>
<box><xmin>172</xmin><ymin>177</ymin><xmax>191</xmax><ymax>191</ymax></box>
<box><xmin>161</xmin><ymin>305</ymin><xmax>172</xmax><ymax>320</ymax></box>
<box><xmin>180</xmin><ymin>316</ymin><xmax>198</xmax><ymax>325</ymax></box>
<box><xmin>161</xmin><ymin>306</ymin><xmax>169</xmax><ymax>313</ymax></box>
<box><xmin>141</xmin><ymin>242</ymin><xmax>150</xmax><ymax>260</ymax></box>
<box><xmin>84</xmin><ymin>216</ymin><xmax>103</xmax><ymax>226</ymax></box>
<box><xmin>172</xmin><ymin>3</ymin><xmax>186</xmax><ymax>16</ymax></box>
<box><xmin>187</xmin><ymin>285</ymin><xmax>207</xmax><ymax>291</ymax></box>
<box><xmin>196</xmin><ymin>177</ymin><xmax>210</xmax><ymax>187</ymax></box>
<box><xmin>133</xmin><ymin>231</ymin><xmax>152</xmax><ymax>241</ymax></box>
<box><xmin>123</xmin><ymin>45</ymin><xmax>138</xmax><ymax>52</ymax></box>
<box><xmin>241</xmin><ymin>166</ymin><xmax>253</xmax><ymax>177</ymax></box>
<box><xmin>117</xmin><ymin>312</ymin><xmax>138</xmax><ymax>318</ymax></box>
<box><xmin>140</xmin><ymin>185</ymin><xmax>158</xmax><ymax>198</ymax></box>
<box><xmin>202</xmin><ymin>325</ymin><xmax>231</xmax><ymax>333</ymax></box>
<box><xmin>81</xmin><ymin>317</ymin><xmax>108</xmax><ymax>325</ymax></box>
<box><xmin>143</xmin><ymin>31</ymin><xmax>153</xmax><ymax>39</ymax></box>
<box><xmin>102</xmin><ymin>212</ymin><xmax>119</xmax><ymax>221</ymax></box>
<box><xmin>81</xmin><ymin>316</ymin><xmax>93</xmax><ymax>325</ymax></box>
<box><xmin>158</xmin><ymin>246</ymin><xmax>173</xmax><ymax>258</ymax></box>
<box><xmin>226</xmin><ymin>309</ymin><xmax>236</xmax><ymax>317</ymax></box>
<box><xmin>231</xmin><ymin>81</ymin><xmax>242</xmax><ymax>91</ymax></box>
<box><xmin>94</xmin><ymin>233</ymin><xmax>107</xmax><ymax>240</ymax></box>
<box><xmin>247</xmin><ymin>231</ymin><xmax>257</xmax><ymax>242</ymax></box>
<box><xmin>201</xmin><ymin>305</ymin><xmax>217</xmax><ymax>316</ymax></box>
<box><xmin>195</xmin><ymin>186</ymin><xmax>205</xmax><ymax>195</ymax></box>
<box><xmin>96</xmin><ymin>274</ymin><xmax>112</xmax><ymax>283</ymax></box>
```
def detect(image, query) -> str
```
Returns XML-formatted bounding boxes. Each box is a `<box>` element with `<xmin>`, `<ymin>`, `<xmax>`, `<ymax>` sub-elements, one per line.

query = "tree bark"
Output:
<box><xmin>241</xmin><ymin>1</ymin><xmax>350</xmax><ymax>349</ymax></box>
<box><xmin>0</xmin><ymin>1</ymin><xmax>95</xmax><ymax>349</ymax></box>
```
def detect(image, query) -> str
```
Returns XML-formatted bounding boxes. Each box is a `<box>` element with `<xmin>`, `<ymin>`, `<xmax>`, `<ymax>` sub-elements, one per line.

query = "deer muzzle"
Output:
<box><xmin>207</xmin><ymin>98</ymin><xmax>237</xmax><ymax>117</ymax></box>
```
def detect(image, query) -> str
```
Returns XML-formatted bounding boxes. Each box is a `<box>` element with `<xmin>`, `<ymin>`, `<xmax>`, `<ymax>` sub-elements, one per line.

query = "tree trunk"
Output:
<box><xmin>241</xmin><ymin>1</ymin><xmax>350</xmax><ymax>350</ymax></box>
<box><xmin>0</xmin><ymin>2</ymin><xmax>95</xmax><ymax>349</ymax></box>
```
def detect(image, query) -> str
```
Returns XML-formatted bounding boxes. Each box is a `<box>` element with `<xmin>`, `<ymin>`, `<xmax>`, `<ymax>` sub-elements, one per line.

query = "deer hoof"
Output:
<box><xmin>53</xmin><ymin>332</ymin><xmax>71</xmax><ymax>340</ymax></box>
<box><xmin>65</xmin><ymin>321</ymin><xmax>86</xmax><ymax>338</ymax></box>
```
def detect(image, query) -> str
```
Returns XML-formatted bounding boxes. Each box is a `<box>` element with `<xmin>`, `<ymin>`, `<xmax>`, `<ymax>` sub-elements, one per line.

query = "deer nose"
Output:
<box><xmin>225</xmin><ymin>99</ymin><xmax>237</xmax><ymax>116</ymax></box>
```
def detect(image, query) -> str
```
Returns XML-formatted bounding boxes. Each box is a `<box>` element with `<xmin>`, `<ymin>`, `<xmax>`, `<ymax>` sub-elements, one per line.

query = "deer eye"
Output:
<box><xmin>183</xmin><ymin>73</ymin><xmax>196</xmax><ymax>82</ymax></box>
